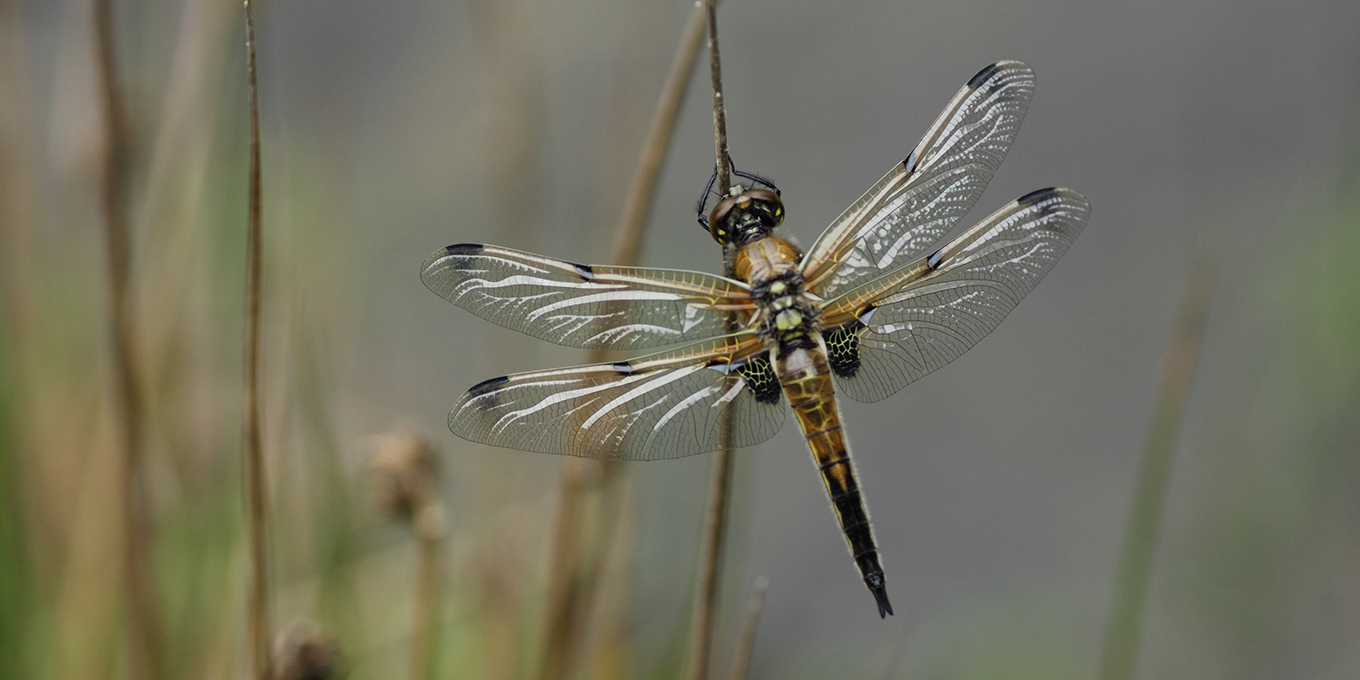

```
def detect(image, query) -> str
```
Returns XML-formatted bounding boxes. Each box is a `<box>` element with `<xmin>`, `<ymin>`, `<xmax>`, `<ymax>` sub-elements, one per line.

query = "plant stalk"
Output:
<box><xmin>688</xmin><ymin>6</ymin><xmax>736</xmax><ymax>679</ymax></box>
<box><xmin>242</xmin><ymin>1</ymin><xmax>272</xmax><ymax>678</ymax></box>
<box><xmin>94</xmin><ymin>0</ymin><xmax>165</xmax><ymax>677</ymax></box>
<box><xmin>1097</xmin><ymin>252</ymin><xmax>1215</xmax><ymax>680</ymax></box>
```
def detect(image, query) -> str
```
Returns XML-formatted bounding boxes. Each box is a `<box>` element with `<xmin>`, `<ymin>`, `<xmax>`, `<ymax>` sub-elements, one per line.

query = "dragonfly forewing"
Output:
<box><xmin>819</xmin><ymin>187</ymin><xmax>1090</xmax><ymax>402</ymax></box>
<box><xmin>802</xmin><ymin>60</ymin><xmax>1036</xmax><ymax>297</ymax></box>
<box><xmin>422</xmin><ymin>243</ymin><xmax>754</xmax><ymax>350</ymax></box>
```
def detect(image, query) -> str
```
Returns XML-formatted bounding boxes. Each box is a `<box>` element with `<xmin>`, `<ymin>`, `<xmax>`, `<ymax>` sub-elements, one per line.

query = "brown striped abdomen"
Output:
<box><xmin>775</xmin><ymin>339</ymin><xmax>893</xmax><ymax>617</ymax></box>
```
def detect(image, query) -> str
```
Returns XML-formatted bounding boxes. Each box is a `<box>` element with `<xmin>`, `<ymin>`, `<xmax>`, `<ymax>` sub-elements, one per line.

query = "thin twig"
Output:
<box><xmin>537</xmin><ymin>7</ymin><xmax>709</xmax><ymax>679</ymax></box>
<box><xmin>242</xmin><ymin>1</ymin><xmax>272</xmax><ymax>678</ymax></box>
<box><xmin>705</xmin><ymin>0</ymin><xmax>730</xmax><ymax>192</ymax></box>
<box><xmin>94</xmin><ymin>0</ymin><xmax>164</xmax><ymax>677</ymax></box>
<box><xmin>687</xmin><ymin>4</ymin><xmax>736</xmax><ymax>679</ymax></box>
<box><xmin>1097</xmin><ymin>250</ymin><xmax>1215</xmax><ymax>680</ymax></box>
<box><xmin>728</xmin><ymin>578</ymin><xmax>768</xmax><ymax>680</ymax></box>
<box><xmin>687</xmin><ymin>443</ymin><xmax>733</xmax><ymax>680</ymax></box>
<box><xmin>538</xmin><ymin>464</ymin><xmax>590</xmax><ymax>680</ymax></box>
<box><xmin>412</xmin><ymin>509</ymin><xmax>446</xmax><ymax>680</ymax></box>
<box><xmin>373</xmin><ymin>432</ymin><xmax>446</xmax><ymax>680</ymax></box>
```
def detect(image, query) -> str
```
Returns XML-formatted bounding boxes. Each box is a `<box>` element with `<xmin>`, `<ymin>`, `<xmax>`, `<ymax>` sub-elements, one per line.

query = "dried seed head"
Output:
<box><xmin>370</xmin><ymin>431</ymin><xmax>440</xmax><ymax>525</ymax></box>
<box><xmin>274</xmin><ymin>620</ymin><xmax>344</xmax><ymax>680</ymax></box>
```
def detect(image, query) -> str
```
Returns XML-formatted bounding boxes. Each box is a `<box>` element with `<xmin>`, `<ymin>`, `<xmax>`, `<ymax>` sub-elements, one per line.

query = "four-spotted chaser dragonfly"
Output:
<box><xmin>422</xmin><ymin>61</ymin><xmax>1089</xmax><ymax>617</ymax></box>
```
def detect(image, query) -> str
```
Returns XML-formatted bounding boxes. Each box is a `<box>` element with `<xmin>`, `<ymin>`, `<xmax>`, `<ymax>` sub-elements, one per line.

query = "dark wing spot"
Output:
<box><xmin>467</xmin><ymin>375</ymin><xmax>510</xmax><ymax>404</ymax></box>
<box><xmin>736</xmin><ymin>355</ymin><xmax>782</xmax><ymax>405</ymax></box>
<box><xmin>573</xmin><ymin>262</ymin><xmax>596</xmax><ymax>280</ymax></box>
<box><xmin>902</xmin><ymin>150</ymin><xmax>918</xmax><ymax>173</ymax></box>
<box><xmin>1018</xmin><ymin>187</ymin><xmax>1058</xmax><ymax>207</ymax></box>
<box><xmin>1018</xmin><ymin>187</ymin><xmax>1060</xmax><ymax>219</ymax></box>
<box><xmin>444</xmin><ymin>243</ymin><xmax>485</xmax><ymax>256</ymax></box>
<box><xmin>967</xmin><ymin>62</ymin><xmax>1003</xmax><ymax>90</ymax></box>
<box><xmin>442</xmin><ymin>243</ymin><xmax>485</xmax><ymax>273</ymax></box>
<box><xmin>825</xmin><ymin>322</ymin><xmax>864</xmax><ymax>378</ymax></box>
<box><xmin>611</xmin><ymin>362</ymin><xmax>634</xmax><ymax>374</ymax></box>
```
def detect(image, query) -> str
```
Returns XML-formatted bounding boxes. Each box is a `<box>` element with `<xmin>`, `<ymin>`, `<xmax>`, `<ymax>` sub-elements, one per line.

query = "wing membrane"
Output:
<box><xmin>448</xmin><ymin>333</ymin><xmax>785</xmax><ymax>460</ymax></box>
<box><xmin>802</xmin><ymin>61</ymin><xmax>1036</xmax><ymax>297</ymax></box>
<box><xmin>423</xmin><ymin>244</ymin><xmax>753</xmax><ymax>350</ymax></box>
<box><xmin>820</xmin><ymin>188</ymin><xmax>1090</xmax><ymax>402</ymax></box>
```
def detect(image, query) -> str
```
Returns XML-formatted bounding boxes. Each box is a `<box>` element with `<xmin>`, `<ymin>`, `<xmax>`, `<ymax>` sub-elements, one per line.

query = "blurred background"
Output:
<box><xmin>3</xmin><ymin>0</ymin><xmax>1360</xmax><ymax>678</ymax></box>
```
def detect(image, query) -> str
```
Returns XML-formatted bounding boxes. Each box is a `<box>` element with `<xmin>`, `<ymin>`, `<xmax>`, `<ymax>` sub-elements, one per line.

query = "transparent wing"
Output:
<box><xmin>448</xmin><ymin>333</ymin><xmax>786</xmax><ymax>460</ymax></box>
<box><xmin>818</xmin><ymin>188</ymin><xmax>1090</xmax><ymax>403</ymax></box>
<box><xmin>802</xmin><ymin>61</ymin><xmax>1036</xmax><ymax>298</ymax></box>
<box><xmin>422</xmin><ymin>243</ymin><xmax>754</xmax><ymax>350</ymax></box>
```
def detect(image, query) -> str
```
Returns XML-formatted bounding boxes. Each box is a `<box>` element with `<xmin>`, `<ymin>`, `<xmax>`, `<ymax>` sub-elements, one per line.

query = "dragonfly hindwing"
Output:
<box><xmin>825</xmin><ymin>321</ymin><xmax>865</xmax><ymax>379</ymax></box>
<box><xmin>736</xmin><ymin>353</ymin><xmax>781</xmax><ymax>404</ymax></box>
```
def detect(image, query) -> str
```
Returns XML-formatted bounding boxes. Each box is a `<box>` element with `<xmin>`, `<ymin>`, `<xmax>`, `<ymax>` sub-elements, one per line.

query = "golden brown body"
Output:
<box><xmin>733</xmin><ymin>236</ymin><xmax>893</xmax><ymax>617</ymax></box>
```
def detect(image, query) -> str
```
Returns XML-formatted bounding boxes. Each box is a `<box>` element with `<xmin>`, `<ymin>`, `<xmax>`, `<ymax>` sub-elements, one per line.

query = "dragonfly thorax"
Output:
<box><xmin>737</xmin><ymin>237</ymin><xmax>821</xmax><ymax>350</ymax></box>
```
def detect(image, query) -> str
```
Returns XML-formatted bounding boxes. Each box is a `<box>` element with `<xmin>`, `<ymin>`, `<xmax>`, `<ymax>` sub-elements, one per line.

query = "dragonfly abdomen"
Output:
<box><xmin>777</xmin><ymin>338</ymin><xmax>894</xmax><ymax>618</ymax></box>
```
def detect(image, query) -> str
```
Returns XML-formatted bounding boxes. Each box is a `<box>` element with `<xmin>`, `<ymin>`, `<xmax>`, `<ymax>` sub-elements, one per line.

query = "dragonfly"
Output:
<box><xmin>422</xmin><ymin>60</ymin><xmax>1089</xmax><ymax>617</ymax></box>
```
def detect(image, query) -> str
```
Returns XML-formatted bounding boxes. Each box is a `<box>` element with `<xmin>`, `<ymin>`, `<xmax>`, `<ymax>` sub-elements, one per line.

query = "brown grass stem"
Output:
<box><xmin>727</xmin><ymin>577</ymin><xmax>767</xmax><ymax>680</ymax></box>
<box><xmin>686</xmin><ymin>5</ymin><xmax>738</xmax><ymax>680</ymax></box>
<box><xmin>537</xmin><ymin>463</ymin><xmax>615</xmax><ymax>680</ymax></box>
<box><xmin>705</xmin><ymin>0</ymin><xmax>730</xmax><ymax>192</ymax></box>
<box><xmin>687</xmin><ymin>441</ymin><xmax>733</xmax><ymax>680</ymax></box>
<box><xmin>242</xmin><ymin>1</ymin><xmax>272</xmax><ymax>678</ymax></box>
<box><xmin>1096</xmin><ymin>251</ymin><xmax>1216</xmax><ymax>680</ymax></box>
<box><xmin>411</xmin><ymin>509</ymin><xmax>446</xmax><ymax>680</ymax></box>
<box><xmin>93</xmin><ymin>0</ymin><xmax>165</xmax><ymax>677</ymax></box>
<box><xmin>536</xmin><ymin>6</ymin><xmax>708</xmax><ymax>679</ymax></box>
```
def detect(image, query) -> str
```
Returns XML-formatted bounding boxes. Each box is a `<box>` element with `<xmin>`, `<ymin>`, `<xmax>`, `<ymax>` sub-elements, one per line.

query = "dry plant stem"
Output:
<box><xmin>411</xmin><ymin>520</ymin><xmax>444</xmax><ymax>680</ymax></box>
<box><xmin>728</xmin><ymin>578</ymin><xmax>768</xmax><ymax>680</ymax></box>
<box><xmin>94</xmin><ymin>0</ymin><xmax>165</xmax><ymax>678</ymax></box>
<box><xmin>687</xmin><ymin>442</ymin><xmax>733</xmax><ymax>680</ymax></box>
<box><xmin>705</xmin><ymin>0</ymin><xmax>730</xmax><ymax>191</ymax></box>
<box><xmin>1097</xmin><ymin>252</ymin><xmax>1215</xmax><ymax>680</ymax></box>
<box><xmin>535</xmin><ymin>6</ymin><xmax>709</xmax><ymax>680</ymax></box>
<box><xmin>687</xmin><ymin>3</ymin><xmax>736</xmax><ymax>679</ymax></box>
<box><xmin>242</xmin><ymin>2</ymin><xmax>272</xmax><ymax>678</ymax></box>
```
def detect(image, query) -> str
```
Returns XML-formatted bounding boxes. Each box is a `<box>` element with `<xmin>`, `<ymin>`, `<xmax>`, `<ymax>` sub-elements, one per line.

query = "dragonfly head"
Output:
<box><xmin>708</xmin><ymin>186</ymin><xmax>784</xmax><ymax>247</ymax></box>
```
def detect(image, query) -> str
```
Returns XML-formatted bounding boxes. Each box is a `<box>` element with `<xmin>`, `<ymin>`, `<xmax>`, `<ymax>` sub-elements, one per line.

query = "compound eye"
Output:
<box><xmin>707</xmin><ymin>195</ymin><xmax>740</xmax><ymax>244</ymax></box>
<box><xmin>708</xmin><ymin>221</ymin><xmax>729</xmax><ymax>245</ymax></box>
<box><xmin>743</xmin><ymin>188</ymin><xmax>784</xmax><ymax>226</ymax></box>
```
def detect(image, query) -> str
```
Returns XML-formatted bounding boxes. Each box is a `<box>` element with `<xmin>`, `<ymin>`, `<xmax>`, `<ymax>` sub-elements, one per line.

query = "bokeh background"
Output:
<box><xmin>3</xmin><ymin>0</ymin><xmax>1360</xmax><ymax>678</ymax></box>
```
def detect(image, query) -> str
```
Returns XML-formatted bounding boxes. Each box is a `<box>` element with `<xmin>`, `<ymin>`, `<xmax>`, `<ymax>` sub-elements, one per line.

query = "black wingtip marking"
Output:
<box><xmin>967</xmin><ymin>62</ymin><xmax>1003</xmax><ymax>89</ymax></box>
<box><xmin>1018</xmin><ymin>187</ymin><xmax>1059</xmax><ymax>207</ymax></box>
<box><xmin>440</xmin><ymin>243</ymin><xmax>487</xmax><ymax>274</ymax></box>
<box><xmin>866</xmin><ymin>572</ymin><xmax>893</xmax><ymax>618</ymax></box>
<box><xmin>445</xmin><ymin>243</ymin><xmax>485</xmax><ymax>256</ymax></box>
<box><xmin>467</xmin><ymin>375</ymin><xmax>509</xmax><ymax>397</ymax></box>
